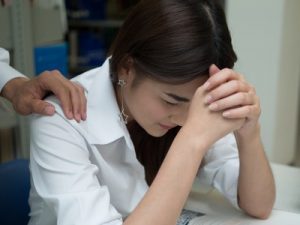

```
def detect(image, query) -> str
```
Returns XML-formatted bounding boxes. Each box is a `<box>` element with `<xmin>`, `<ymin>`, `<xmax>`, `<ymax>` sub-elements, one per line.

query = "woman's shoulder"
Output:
<box><xmin>70</xmin><ymin>59</ymin><xmax>110</xmax><ymax>91</ymax></box>
<box><xmin>30</xmin><ymin>95</ymin><xmax>89</xmax><ymax>146</ymax></box>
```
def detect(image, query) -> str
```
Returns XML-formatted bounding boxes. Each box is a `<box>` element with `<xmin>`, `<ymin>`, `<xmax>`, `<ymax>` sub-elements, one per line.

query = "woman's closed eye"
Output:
<box><xmin>163</xmin><ymin>99</ymin><xmax>179</xmax><ymax>106</ymax></box>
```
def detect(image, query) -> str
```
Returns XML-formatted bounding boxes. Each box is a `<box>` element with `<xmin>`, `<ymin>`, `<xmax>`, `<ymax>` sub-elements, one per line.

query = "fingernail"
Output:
<box><xmin>203</xmin><ymin>82</ymin><xmax>210</xmax><ymax>90</ymax></box>
<box><xmin>75</xmin><ymin>114</ymin><xmax>81</xmax><ymax>123</ymax></box>
<box><xmin>209</xmin><ymin>103</ymin><xmax>218</xmax><ymax>110</ymax></box>
<box><xmin>204</xmin><ymin>95</ymin><xmax>212</xmax><ymax>104</ymax></box>
<box><xmin>44</xmin><ymin>106</ymin><xmax>55</xmax><ymax>115</ymax></box>
<box><xmin>67</xmin><ymin>111</ymin><xmax>73</xmax><ymax>119</ymax></box>
<box><xmin>82</xmin><ymin>112</ymin><xmax>87</xmax><ymax>121</ymax></box>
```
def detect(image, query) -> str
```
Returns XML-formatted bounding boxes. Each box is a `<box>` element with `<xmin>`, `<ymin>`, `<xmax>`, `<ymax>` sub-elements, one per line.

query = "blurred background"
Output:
<box><xmin>0</xmin><ymin>0</ymin><xmax>299</xmax><ymax>167</ymax></box>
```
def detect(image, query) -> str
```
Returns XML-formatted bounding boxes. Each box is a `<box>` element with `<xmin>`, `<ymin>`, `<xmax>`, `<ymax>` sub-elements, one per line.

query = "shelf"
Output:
<box><xmin>69</xmin><ymin>19</ymin><xmax>123</xmax><ymax>29</ymax></box>
<box><xmin>69</xmin><ymin>66</ymin><xmax>98</xmax><ymax>76</ymax></box>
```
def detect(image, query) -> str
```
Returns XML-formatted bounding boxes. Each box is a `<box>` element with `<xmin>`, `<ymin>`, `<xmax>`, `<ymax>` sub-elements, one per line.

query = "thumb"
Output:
<box><xmin>30</xmin><ymin>100</ymin><xmax>56</xmax><ymax>116</ymax></box>
<box><xmin>209</xmin><ymin>64</ymin><xmax>220</xmax><ymax>77</ymax></box>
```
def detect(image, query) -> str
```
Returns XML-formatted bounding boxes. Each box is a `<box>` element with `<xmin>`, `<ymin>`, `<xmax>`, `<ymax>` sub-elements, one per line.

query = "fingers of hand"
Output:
<box><xmin>57</xmin><ymin>89</ymin><xmax>73</xmax><ymax>119</ymax></box>
<box><xmin>38</xmin><ymin>70</ymin><xmax>64</xmax><ymax>92</ymax></box>
<box><xmin>73</xmin><ymin>82</ymin><xmax>87</xmax><ymax>121</ymax></box>
<box><xmin>202</xmin><ymin>69</ymin><xmax>260</xmax><ymax>120</ymax></box>
<box><xmin>38</xmin><ymin>71</ymin><xmax>73</xmax><ymax>118</ymax></box>
<box><xmin>204</xmin><ymin>68</ymin><xmax>243</xmax><ymax>91</ymax></box>
<box><xmin>38</xmin><ymin>71</ymin><xmax>87</xmax><ymax>121</ymax></box>
<box><xmin>32</xmin><ymin>100</ymin><xmax>55</xmax><ymax>115</ymax></box>
<box><xmin>208</xmin><ymin>92</ymin><xmax>255</xmax><ymax>112</ymax></box>
<box><xmin>222</xmin><ymin>103</ymin><xmax>260</xmax><ymax>119</ymax></box>
<box><xmin>69</xmin><ymin>83</ymin><xmax>87</xmax><ymax>122</ymax></box>
<box><xmin>204</xmin><ymin>80</ymin><xmax>250</xmax><ymax>104</ymax></box>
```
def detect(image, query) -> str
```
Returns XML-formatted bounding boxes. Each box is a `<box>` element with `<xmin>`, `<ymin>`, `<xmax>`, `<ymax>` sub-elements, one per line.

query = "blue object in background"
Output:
<box><xmin>78</xmin><ymin>31</ymin><xmax>106</xmax><ymax>68</ymax></box>
<box><xmin>0</xmin><ymin>159</ymin><xmax>30</xmax><ymax>225</ymax></box>
<box><xmin>65</xmin><ymin>0</ymin><xmax>107</xmax><ymax>20</ymax></box>
<box><xmin>34</xmin><ymin>42</ymin><xmax>68</xmax><ymax>77</ymax></box>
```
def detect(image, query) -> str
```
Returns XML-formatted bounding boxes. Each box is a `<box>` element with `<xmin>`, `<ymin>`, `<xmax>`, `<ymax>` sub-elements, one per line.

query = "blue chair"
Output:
<box><xmin>0</xmin><ymin>159</ymin><xmax>30</xmax><ymax>225</ymax></box>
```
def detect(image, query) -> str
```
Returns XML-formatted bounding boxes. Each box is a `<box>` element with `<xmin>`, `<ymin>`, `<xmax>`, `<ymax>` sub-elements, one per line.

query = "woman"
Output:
<box><xmin>29</xmin><ymin>0</ymin><xmax>275</xmax><ymax>224</ymax></box>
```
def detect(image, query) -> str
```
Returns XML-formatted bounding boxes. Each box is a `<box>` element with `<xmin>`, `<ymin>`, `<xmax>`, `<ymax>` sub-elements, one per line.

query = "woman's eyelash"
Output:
<box><xmin>164</xmin><ymin>100</ymin><xmax>178</xmax><ymax>106</ymax></box>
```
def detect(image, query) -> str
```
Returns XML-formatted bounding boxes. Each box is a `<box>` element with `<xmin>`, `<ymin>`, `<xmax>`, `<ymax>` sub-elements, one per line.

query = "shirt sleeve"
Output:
<box><xmin>196</xmin><ymin>133</ymin><xmax>240</xmax><ymax>209</ymax></box>
<box><xmin>29</xmin><ymin>105</ymin><xmax>123</xmax><ymax>225</ymax></box>
<box><xmin>0</xmin><ymin>48</ymin><xmax>25</xmax><ymax>92</ymax></box>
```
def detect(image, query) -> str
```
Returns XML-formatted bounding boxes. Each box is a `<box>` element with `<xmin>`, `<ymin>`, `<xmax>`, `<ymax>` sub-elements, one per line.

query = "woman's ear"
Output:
<box><xmin>118</xmin><ymin>57</ymin><xmax>135</xmax><ymax>83</ymax></box>
<box><xmin>118</xmin><ymin>57</ymin><xmax>134</xmax><ymax>81</ymax></box>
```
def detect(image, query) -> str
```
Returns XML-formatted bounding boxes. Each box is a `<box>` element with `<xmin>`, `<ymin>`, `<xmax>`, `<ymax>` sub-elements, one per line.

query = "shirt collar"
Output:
<box><xmin>74</xmin><ymin>59</ymin><xmax>134</xmax><ymax>150</ymax></box>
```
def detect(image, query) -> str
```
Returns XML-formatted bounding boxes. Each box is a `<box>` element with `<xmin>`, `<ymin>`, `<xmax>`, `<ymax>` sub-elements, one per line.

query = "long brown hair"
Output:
<box><xmin>109</xmin><ymin>0</ymin><xmax>237</xmax><ymax>185</ymax></box>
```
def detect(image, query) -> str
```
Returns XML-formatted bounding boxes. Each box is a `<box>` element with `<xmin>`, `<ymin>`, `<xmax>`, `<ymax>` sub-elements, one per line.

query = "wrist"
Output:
<box><xmin>235</xmin><ymin>123</ymin><xmax>261</xmax><ymax>141</ymax></box>
<box><xmin>234</xmin><ymin>123</ymin><xmax>262</xmax><ymax>151</ymax></box>
<box><xmin>1</xmin><ymin>77</ymin><xmax>29</xmax><ymax>102</ymax></box>
<box><xmin>179</xmin><ymin>124</ymin><xmax>212</xmax><ymax>156</ymax></box>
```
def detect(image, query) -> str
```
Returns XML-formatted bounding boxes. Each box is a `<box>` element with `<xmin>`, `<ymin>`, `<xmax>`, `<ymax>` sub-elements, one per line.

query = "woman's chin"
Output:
<box><xmin>144</xmin><ymin>127</ymin><xmax>169</xmax><ymax>138</ymax></box>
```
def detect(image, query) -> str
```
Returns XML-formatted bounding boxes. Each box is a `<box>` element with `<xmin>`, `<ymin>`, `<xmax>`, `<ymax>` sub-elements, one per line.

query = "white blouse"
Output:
<box><xmin>29</xmin><ymin>59</ymin><xmax>240</xmax><ymax>225</ymax></box>
<box><xmin>0</xmin><ymin>48</ymin><xmax>24</xmax><ymax>92</ymax></box>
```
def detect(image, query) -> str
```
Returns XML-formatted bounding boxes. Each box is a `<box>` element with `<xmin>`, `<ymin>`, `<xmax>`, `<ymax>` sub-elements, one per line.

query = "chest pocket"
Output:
<box><xmin>66</xmin><ymin>119</ymin><xmax>148</xmax><ymax>216</ymax></box>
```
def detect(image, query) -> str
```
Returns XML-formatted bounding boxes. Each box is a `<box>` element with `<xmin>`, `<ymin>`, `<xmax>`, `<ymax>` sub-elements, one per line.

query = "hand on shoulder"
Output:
<box><xmin>1</xmin><ymin>70</ymin><xmax>87</xmax><ymax>122</ymax></box>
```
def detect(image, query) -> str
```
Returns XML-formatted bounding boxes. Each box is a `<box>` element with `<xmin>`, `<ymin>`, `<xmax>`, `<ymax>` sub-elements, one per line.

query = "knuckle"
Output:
<box><xmin>239</xmin><ymin>74</ymin><xmax>245</xmax><ymax>81</ymax></box>
<box><xmin>51</xmin><ymin>69</ymin><xmax>61</xmax><ymax>75</ymax></box>
<box><xmin>247</xmin><ymin>91</ymin><xmax>254</xmax><ymax>99</ymax></box>
<box><xmin>241</xmin><ymin>80</ymin><xmax>248</xmax><ymax>88</ymax></box>
<box><xmin>39</xmin><ymin>71</ymin><xmax>50</xmax><ymax>81</ymax></box>
<box><xmin>223</xmin><ymin>68</ymin><xmax>232</xmax><ymax>74</ymax></box>
<box><xmin>246</xmin><ymin>106</ymin><xmax>251</xmax><ymax>114</ymax></box>
<box><xmin>76</xmin><ymin>84</ymin><xmax>85</xmax><ymax>92</ymax></box>
<box><xmin>69</xmin><ymin>87</ymin><xmax>77</xmax><ymax>96</ymax></box>
<box><xmin>41</xmin><ymin>70</ymin><xmax>50</xmax><ymax>76</ymax></box>
<box><xmin>252</xmin><ymin>105</ymin><xmax>258</xmax><ymax>115</ymax></box>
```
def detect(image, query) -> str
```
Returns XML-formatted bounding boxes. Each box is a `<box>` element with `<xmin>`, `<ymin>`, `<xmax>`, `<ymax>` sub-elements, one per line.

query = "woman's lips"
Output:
<box><xmin>159</xmin><ymin>123</ymin><xmax>175</xmax><ymax>130</ymax></box>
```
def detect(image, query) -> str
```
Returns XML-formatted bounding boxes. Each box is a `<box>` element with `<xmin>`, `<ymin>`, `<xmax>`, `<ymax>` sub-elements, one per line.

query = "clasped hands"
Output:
<box><xmin>203</xmin><ymin>64</ymin><xmax>261</xmax><ymax>137</ymax></box>
<box><xmin>184</xmin><ymin>64</ymin><xmax>261</xmax><ymax>147</ymax></box>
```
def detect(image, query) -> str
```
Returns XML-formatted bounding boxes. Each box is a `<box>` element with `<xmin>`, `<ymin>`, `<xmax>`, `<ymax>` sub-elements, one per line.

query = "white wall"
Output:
<box><xmin>226</xmin><ymin>0</ymin><xmax>300</xmax><ymax>164</ymax></box>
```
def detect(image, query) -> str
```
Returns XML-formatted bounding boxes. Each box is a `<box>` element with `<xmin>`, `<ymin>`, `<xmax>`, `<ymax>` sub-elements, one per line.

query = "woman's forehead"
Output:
<box><xmin>138</xmin><ymin>75</ymin><xmax>208</xmax><ymax>96</ymax></box>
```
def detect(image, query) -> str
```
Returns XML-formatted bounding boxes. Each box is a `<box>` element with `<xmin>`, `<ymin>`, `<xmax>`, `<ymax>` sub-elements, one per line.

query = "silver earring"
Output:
<box><xmin>117</xmin><ymin>79</ymin><xmax>129</xmax><ymax>124</ymax></box>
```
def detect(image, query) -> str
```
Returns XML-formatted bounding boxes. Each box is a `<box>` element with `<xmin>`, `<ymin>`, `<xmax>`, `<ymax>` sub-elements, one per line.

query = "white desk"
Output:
<box><xmin>271</xmin><ymin>163</ymin><xmax>300</xmax><ymax>214</ymax></box>
<box><xmin>185</xmin><ymin>163</ymin><xmax>300</xmax><ymax>224</ymax></box>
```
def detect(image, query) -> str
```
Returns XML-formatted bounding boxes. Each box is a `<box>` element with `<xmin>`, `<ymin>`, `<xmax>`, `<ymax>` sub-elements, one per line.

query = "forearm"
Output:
<box><xmin>125</xmin><ymin>127</ymin><xmax>208</xmax><ymax>225</ymax></box>
<box><xmin>235</xmin><ymin>125</ymin><xmax>275</xmax><ymax>219</ymax></box>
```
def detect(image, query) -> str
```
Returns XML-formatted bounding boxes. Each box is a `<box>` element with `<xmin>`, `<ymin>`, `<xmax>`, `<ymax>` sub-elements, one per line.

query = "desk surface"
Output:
<box><xmin>186</xmin><ymin>163</ymin><xmax>300</xmax><ymax>224</ymax></box>
<box><xmin>271</xmin><ymin>163</ymin><xmax>300</xmax><ymax>214</ymax></box>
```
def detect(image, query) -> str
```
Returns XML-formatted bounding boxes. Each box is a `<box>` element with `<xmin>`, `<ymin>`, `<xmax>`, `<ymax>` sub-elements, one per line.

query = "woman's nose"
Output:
<box><xmin>169</xmin><ymin>110</ymin><xmax>187</xmax><ymax>127</ymax></box>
